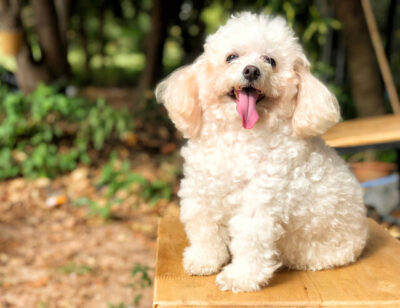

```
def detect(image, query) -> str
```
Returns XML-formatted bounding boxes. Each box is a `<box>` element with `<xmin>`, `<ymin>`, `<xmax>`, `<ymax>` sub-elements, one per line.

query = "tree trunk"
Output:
<box><xmin>0</xmin><ymin>0</ymin><xmax>21</xmax><ymax>29</ymax></box>
<box><xmin>1</xmin><ymin>0</ymin><xmax>71</xmax><ymax>92</ymax></box>
<box><xmin>78</xmin><ymin>13</ymin><xmax>90</xmax><ymax>75</ymax></box>
<box><xmin>137</xmin><ymin>0</ymin><xmax>168</xmax><ymax>95</ymax></box>
<box><xmin>0</xmin><ymin>0</ymin><xmax>51</xmax><ymax>93</ymax></box>
<box><xmin>15</xmin><ymin>35</ymin><xmax>52</xmax><ymax>93</ymax></box>
<box><xmin>54</xmin><ymin>0</ymin><xmax>72</xmax><ymax>52</ymax></box>
<box><xmin>333</xmin><ymin>0</ymin><xmax>386</xmax><ymax>117</ymax></box>
<box><xmin>136</xmin><ymin>0</ymin><xmax>181</xmax><ymax>104</ymax></box>
<box><xmin>32</xmin><ymin>0</ymin><xmax>69</xmax><ymax>79</ymax></box>
<box><xmin>98</xmin><ymin>5</ymin><xmax>106</xmax><ymax>68</ymax></box>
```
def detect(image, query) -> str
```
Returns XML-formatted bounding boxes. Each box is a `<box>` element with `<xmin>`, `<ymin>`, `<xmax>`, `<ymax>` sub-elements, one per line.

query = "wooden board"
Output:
<box><xmin>153</xmin><ymin>217</ymin><xmax>400</xmax><ymax>307</ymax></box>
<box><xmin>322</xmin><ymin>114</ymin><xmax>400</xmax><ymax>148</ymax></box>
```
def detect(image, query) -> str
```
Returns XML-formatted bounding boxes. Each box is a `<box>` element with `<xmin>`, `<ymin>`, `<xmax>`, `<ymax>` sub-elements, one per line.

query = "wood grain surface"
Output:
<box><xmin>153</xmin><ymin>217</ymin><xmax>400</xmax><ymax>307</ymax></box>
<box><xmin>322</xmin><ymin>114</ymin><xmax>400</xmax><ymax>148</ymax></box>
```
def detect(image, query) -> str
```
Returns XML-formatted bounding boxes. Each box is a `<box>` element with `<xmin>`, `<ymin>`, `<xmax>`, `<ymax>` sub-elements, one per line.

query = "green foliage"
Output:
<box><xmin>74</xmin><ymin>153</ymin><xmax>172</xmax><ymax>220</ymax></box>
<box><xmin>343</xmin><ymin>149</ymin><xmax>398</xmax><ymax>163</ymax></box>
<box><xmin>132</xmin><ymin>294</ymin><xmax>142</xmax><ymax>306</ymax></box>
<box><xmin>201</xmin><ymin>1</ymin><xmax>230</xmax><ymax>34</ymax></box>
<box><xmin>302</xmin><ymin>6</ymin><xmax>341</xmax><ymax>44</ymax></box>
<box><xmin>98</xmin><ymin>153</ymin><xmax>172</xmax><ymax>206</ymax></box>
<box><xmin>97</xmin><ymin>153</ymin><xmax>147</xmax><ymax>198</ymax></box>
<box><xmin>108</xmin><ymin>263</ymin><xmax>152</xmax><ymax>308</ymax></box>
<box><xmin>0</xmin><ymin>82</ymin><xmax>132</xmax><ymax>180</ymax></box>
<box><xmin>107</xmin><ymin>294</ymin><xmax>142</xmax><ymax>308</ymax></box>
<box><xmin>108</xmin><ymin>303</ymin><xmax>129</xmax><ymax>308</ymax></box>
<box><xmin>377</xmin><ymin>150</ymin><xmax>397</xmax><ymax>163</ymax></box>
<box><xmin>141</xmin><ymin>179</ymin><xmax>172</xmax><ymax>206</ymax></box>
<box><xmin>67</xmin><ymin>0</ymin><xmax>152</xmax><ymax>85</ymax></box>
<box><xmin>57</xmin><ymin>262</ymin><xmax>94</xmax><ymax>275</ymax></box>
<box><xmin>73</xmin><ymin>197</ymin><xmax>116</xmax><ymax>220</ymax></box>
<box><xmin>261</xmin><ymin>0</ymin><xmax>341</xmax><ymax>61</ymax></box>
<box><xmin>130</xmin><ymin>263</ymin><xmax>152</xmax><ymax>307</ymax></box>
<box><xmin>311</xmin><ymin>61</ymin><xmax>354</xmax><ymax>119</ymax></box>
<box><xmin>131</xmin><ymin>263</ymin><xmax>152</xmax><ymax>288</ymax></box>
<box><xmin>37</xmin><ymin>302</ymin><xmax>48</xmax><ymax>308</ymax></box>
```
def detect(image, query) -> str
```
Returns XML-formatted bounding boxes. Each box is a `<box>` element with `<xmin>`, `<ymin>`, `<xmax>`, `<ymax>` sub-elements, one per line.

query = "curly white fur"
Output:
<box><xmin>156</xmin><ymin>12</ymin><xmax>367</xmax><ymax>293</ymax></box>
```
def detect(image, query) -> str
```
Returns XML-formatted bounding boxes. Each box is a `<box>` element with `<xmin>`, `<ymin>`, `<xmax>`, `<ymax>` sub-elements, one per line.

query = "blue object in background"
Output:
<box><xmin>362</xmin><ymin>173</ymin><xmax>399</xmax><ymax>216</ymax></box>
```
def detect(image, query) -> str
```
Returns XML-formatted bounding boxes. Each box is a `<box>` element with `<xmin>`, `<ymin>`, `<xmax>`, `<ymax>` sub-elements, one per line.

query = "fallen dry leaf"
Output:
<box><xmin>46</xmin><ymin>194</ymin><xmax>68</xmax><ymax>208</ymax></box>
<box><xmin>161</xmin><ymin>142</ymin><xmax>177</xmax><ymax>154</ymax></box>
<box><xmin>29</xmin><ymin>275</ymin><xmax>50</xmax><ymax>288</ymax></box>
<box><xmin>122</xmin><ymin>131</ymin><xmax>139</xmax><ymax>146</ymax></box>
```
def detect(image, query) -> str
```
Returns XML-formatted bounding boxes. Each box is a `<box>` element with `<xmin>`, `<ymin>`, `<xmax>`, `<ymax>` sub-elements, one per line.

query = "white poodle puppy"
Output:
<box><xmin>156</xmin><ymin>12</ymin><xmax>368</xmax><ymax>293</ymax></box>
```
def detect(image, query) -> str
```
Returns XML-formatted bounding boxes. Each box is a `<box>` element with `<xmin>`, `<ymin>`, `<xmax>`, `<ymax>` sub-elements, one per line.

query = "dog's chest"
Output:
<box><xmin>182</xmin><ymin>131</ymin><xmax>286</xmax><ymax>184</ymax></box>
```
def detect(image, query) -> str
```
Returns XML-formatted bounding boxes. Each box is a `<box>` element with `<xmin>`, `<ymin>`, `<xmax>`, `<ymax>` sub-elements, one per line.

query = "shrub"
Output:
<box><xmin>73</xmin><ymin>154</ymin><xmax>173</xmax><ymax>220</ymax></box>
<box><xmin>0</xmin><ymin>82</ymin><xmax>132</xmax><ymax>179</ymax></box>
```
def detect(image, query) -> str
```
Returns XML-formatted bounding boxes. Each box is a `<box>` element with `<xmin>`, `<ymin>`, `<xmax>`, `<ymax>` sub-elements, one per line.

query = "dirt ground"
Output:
<box><xmin>2</xmin><ymin>163</ymin><xmax>400</xmax><ymax>308</ymax></box>
<box><xmin>0</xmin><ymin>156</ymin><xmax>180</xmax><ymax>308</ymax></box>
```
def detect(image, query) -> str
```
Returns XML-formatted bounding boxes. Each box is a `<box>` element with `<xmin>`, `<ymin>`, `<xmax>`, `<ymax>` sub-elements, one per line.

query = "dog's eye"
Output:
<box><xmin>263</xmin><ymin>56</ymin><xmax>276</xmax><ymax>68</ymax></box>
<box><xmin>226</xmin><ymin>54</ymin><xmax>238</xmax><ymax>63</ymax></box>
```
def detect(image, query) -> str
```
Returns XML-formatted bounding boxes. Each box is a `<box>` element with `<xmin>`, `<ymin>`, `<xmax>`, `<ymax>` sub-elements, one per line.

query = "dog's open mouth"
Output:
<box><xmin>228</xmin><ymin>86</ymin><xmax>265</xmax><ymax>129</ymax></box>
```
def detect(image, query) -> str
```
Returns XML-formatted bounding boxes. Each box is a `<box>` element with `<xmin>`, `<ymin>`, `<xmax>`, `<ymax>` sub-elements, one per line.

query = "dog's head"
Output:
<box><xmin>156</xmin><ymin>12</ymin><xmax>340</xmax><ymax>139</ymax></box>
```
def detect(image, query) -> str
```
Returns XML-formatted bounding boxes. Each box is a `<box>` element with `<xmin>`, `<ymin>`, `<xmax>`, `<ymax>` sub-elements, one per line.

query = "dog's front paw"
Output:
<box><xmin>216</xmin><ymin>263</ymin><xmax>269</xmax><ymax>293</ymax></box>
<box><xmin>183</xmin><ymin>245</ymin><xmax>229</xmax><ymax>276</ymax></box>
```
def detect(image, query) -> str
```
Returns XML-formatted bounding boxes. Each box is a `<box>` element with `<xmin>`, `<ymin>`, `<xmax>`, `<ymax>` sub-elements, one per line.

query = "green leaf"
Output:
<box><xmin>72</xmin><ymin>197</ymin><xmax>92</xmax><ymax>207</ymax></box>
<box><xmin>131</xmin><ymin>263</ymin><xmax>152</xmax><ymax>288</ymax></box>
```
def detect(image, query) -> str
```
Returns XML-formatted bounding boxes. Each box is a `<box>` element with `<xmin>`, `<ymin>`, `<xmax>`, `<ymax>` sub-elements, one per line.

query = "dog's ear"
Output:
<box><xmin>155</xmin><ymin>59</ymin><xmax>202</xmax><ymax>139</ymax></box>
<box><xmin>292</xmin><ymin>56</ymin><xmax>340</xmax><ymax>137</ymax></box>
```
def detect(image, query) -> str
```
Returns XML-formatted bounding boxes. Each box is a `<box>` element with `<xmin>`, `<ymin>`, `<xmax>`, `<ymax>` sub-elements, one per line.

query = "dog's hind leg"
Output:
<box><xmin>278</xmin><ymin>219</ymin><xmax>368</xmax><ymax>271</ymax></box>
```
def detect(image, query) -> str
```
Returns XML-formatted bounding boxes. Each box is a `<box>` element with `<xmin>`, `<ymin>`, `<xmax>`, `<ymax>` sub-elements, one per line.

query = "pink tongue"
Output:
<box><xmin>236</xmin><ymin>89</ymin><xmax>259</xmax><ymax>129</ymax></box>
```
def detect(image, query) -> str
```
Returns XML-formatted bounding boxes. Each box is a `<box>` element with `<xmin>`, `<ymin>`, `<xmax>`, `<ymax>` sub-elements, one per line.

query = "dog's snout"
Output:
<box><xmin>243</xmin><ymin>65</ymin><xmax>260</xmax><ymax>81</ymax></box>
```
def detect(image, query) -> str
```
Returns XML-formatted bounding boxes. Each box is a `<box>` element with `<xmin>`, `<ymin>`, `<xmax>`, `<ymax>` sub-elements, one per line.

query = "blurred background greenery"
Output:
<box><xmin>0</xmin><ymin>0</ymin><xmax>399</xmax><ymax>180</ymax></box>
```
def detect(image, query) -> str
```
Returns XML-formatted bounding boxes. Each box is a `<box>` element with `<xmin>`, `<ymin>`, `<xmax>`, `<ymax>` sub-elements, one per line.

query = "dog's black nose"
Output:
<box><xmin>243</xmin><ymin>65</ymin><xmax>260</xmax><ymax>81</ymax></box>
